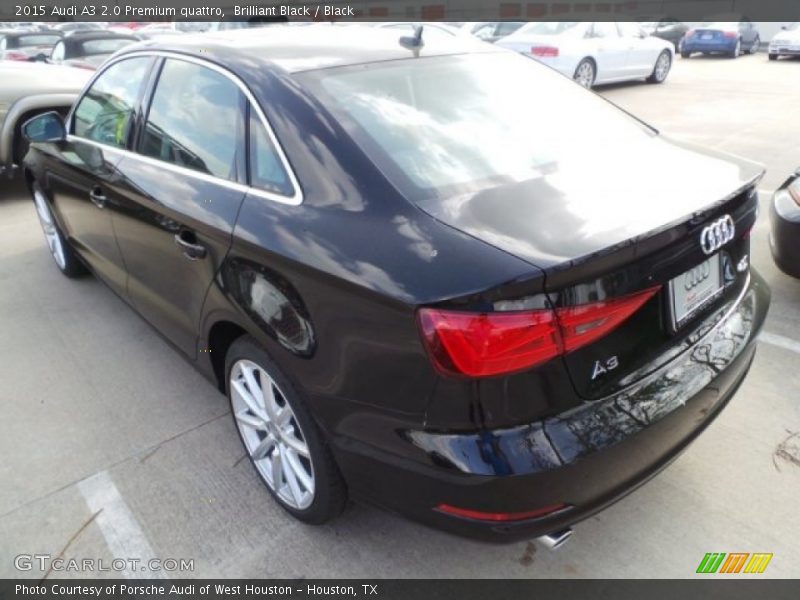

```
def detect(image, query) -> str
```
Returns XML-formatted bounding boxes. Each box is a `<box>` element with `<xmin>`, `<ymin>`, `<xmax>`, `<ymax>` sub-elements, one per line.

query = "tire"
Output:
<box><xmin>681</xmin><ymin>50</ymin><xmax>691</xmax><ymax>58</ymax></box>
<box><xmin>31</xmin><ymin>182</ymin><xmax>86</xmax><ymax>278</ymax></box>
<box><xmin>729</xmin><ymin>39</ymin><xmax>741</xmax><ymax>58</ymax></box>
<box><xmin>573</xmin><ymin>58</ymin><xmax>595</xmax><ymax>89</ymax></box>
<box><xmin>225</xmin><ymin>335</ymin><xmax>347</xmax><ymax>524</ymax></box>
<box><xmin>769</xmin><ymin>53</ymin><xmax>778</xmax><ymax>61</ymax></box>
<box><xmin>749</xmin><ymin>36</ymin><xmax>760</xmax><ymax>54</ymax></box>
<box><xmin>647</xmin><ymin>50</ymin><xmax>672</xmax><ymax>83</ymax></box>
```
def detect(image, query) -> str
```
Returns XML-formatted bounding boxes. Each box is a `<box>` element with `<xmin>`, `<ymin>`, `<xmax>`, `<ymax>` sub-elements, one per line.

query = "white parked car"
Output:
<box><xmin>496</xmin><ymin>21</ymin><xmax>674</xmax><ymax>88</ymax></box>
<box><xmin>769</xmin><ymin>22</ymin><xmax>800</xmax><ymax>60</ymax></box>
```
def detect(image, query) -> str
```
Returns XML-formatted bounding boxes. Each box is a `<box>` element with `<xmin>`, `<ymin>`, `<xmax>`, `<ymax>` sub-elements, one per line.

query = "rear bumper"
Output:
<box><xmin>769</xmin><ymin>44</ymin><xmax>800</xmax><ymax>56</ymax></box>
<box><xmin>769</xmin><ymin>189</ymin><xmax>800</xmax><ymax>278</ymax></box>
<box><xmin>333</xmin><ymin>270</ymin><xmax>770</xmax><ymax>542</ymax></box>
<box><xmin>683</xmin><ymin>40</ymin><xmax>737</xmax><ymax>53</ymax></box>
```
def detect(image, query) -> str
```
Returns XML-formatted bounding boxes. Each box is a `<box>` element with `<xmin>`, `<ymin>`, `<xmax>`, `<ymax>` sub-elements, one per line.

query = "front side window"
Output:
<box><xmin>72</xmin><ymin>57</ymin><xmax>151</xmax><ymax>148</ymax></box>
<box><xmin>248</xmin><ymin>107</ymin><xmax>292</xmax><ymax>196</ymax></box>
<box><xmin>140</xmin><ymin>59</ymin><xmax>243</xmax><ymax>180</ymax></box>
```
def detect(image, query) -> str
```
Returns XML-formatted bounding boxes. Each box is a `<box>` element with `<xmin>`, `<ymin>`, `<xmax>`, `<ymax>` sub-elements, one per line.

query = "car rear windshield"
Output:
<box><xmin>79</xmin><ymin>38</ymin><xmax>133</xmax><ymax>55</ymax></box>
<box><xmin>18</xmin><ymin>34</ymin><xmax>60</xmax><ymax>47</ymax></box>
<box><xmin>299</xmin><ymin>52</ymin><xmax>654</xmax><ymax>202</ymax></box>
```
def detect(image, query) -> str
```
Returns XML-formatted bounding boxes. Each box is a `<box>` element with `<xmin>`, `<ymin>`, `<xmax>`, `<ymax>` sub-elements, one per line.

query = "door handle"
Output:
<box><xmin>174</xmin><ymin>231</ymin><xmax>207</xmax><ymax>260</ymax></box>
<box><xmin>89</xmin><ymin>186</ymin><xmax>106</xmax><ymax>208</ymax></box>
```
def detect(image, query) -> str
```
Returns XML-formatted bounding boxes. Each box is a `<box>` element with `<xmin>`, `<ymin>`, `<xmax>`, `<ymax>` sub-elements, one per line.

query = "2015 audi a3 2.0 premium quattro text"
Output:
<box><xmin>21</xmin><ymin>26</ymin><xmax>770</xmax><ymax>544</ymax></box>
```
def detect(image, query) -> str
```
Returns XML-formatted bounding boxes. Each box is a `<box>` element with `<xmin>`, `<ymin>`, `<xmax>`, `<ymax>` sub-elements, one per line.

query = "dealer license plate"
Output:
<box><xmin>668</xmin><ymin>254</ymin><xmax>723</xmax><ymax>330</ymax></box>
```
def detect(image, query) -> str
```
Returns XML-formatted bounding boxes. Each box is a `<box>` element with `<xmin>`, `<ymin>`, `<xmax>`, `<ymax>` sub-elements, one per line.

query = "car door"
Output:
<box><xmin>585</xmin><ymin>22</ymin><xmax>628</xmax><ymax>83</ymax></box>
<box><xmin>110</xmin><ymin>56</ymin><xmax>248</xmax><ymax>357</ymax></box>
<box><xmin>46</xmin><ymin>56</ymin><xmax>153</xmax><ymax>294</ymax></box>
<box><xmin>739</xmin><ymin>18</ymin><xmax>756</xmax><ymax>46</ymax></box>
<box><xmin>618</xmin><ymin>22</ymin><xmax>659</xmax><ymax>78</ymax></box>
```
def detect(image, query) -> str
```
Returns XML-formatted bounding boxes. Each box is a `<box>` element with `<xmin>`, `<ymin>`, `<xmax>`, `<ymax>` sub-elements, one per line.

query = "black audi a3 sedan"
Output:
<box><xmin>770</xmin><ymin>169</ymin><xmax>800</xmax><ymax>278</ymax></box>
<box><xmin>22</xmin><ymin>26</ymin><xmax>769</xmax><ymax>543</ymax></box>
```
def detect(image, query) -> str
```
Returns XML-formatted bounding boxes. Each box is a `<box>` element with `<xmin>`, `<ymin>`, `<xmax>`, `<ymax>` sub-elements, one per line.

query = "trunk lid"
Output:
<box><xmin>416</xmin><ymin>137</ymin><xmax>763</xmax><ymax>397</ymax></box>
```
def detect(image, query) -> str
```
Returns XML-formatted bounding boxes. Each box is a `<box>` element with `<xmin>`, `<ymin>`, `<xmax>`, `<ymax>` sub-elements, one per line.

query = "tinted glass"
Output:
<box><xmin>72</xmin><ymin>57</ymin><xmax>150</xmax><ymax>148</ymax></box>
<box><xmin>518</xmin><ymin>22</ymin><xmax>583</xmax><ymax>36</ymax></box>
<box><xmin>140</xmin><ymin>59</ymin><xmax>242</xmax><ymax>180</ymax></box>
<box><xmin>18</xmin><ymin>34</ymin><xmax>60</xmax><ymax>47</ymax></box>
<box><xmin>301</xmin><ymin>53</ymin><xmax>653</xmax><ymax>200</ymax></box>
<box><xmin>592</xmin><ymin>22</ymin><xmax>619</xmax><ymax>38</ymax></box>
<box><xmin>248</xmin><ymin>108</ymin><xmax>292</xmax><ymax>196</ymax></box>
<box><xmin>79</xmin><ymin>38</ymin><xmax>134</xmax><ymax>56</ymax></box>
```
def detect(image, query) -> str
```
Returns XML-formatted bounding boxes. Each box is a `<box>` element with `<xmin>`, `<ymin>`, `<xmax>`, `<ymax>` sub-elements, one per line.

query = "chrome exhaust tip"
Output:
<box><xmin>537</xmin><ymin>528</ymin><xmax>573</xmax><ymax>550</ymax></box>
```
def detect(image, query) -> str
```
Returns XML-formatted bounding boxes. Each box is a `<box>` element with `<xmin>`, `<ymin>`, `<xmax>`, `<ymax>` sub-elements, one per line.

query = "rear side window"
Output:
<box><xmin>72</xmin><ymin>57</ymin><xmax>151</xmax><ymax>148</ymax></box>
<box><xmin>18</xmin><ymin>35</ymin><xmax>61</xmax><ymax>47</ymax></box>
<box><xmin>140</xmin><ymin>59</ymin><xmax>243</xmax><ymax>181</ymax></box>
<box><xmin>248</xmin><ymin>107</ymin><xmax>292</xmax><ymax>196</ymax></box>
<box><xmin>79</xmin><ymin>38</ymin><xmax>134</xmax><ymax>56</ymax></box>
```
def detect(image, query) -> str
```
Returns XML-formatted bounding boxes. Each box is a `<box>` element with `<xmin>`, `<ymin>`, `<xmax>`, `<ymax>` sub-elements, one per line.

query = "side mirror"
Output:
<box><xmin>22</xmin><ymin>111</ymin><xmax>66</xmax><ymax>143</ymax></box>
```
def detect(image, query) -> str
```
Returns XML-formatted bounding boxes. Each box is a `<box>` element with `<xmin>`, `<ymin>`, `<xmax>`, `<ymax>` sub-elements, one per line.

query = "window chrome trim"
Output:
<box><xmin>66</xmin><ymin>50</ymin><xmax>303</xmax><ymax>206</ymax></box>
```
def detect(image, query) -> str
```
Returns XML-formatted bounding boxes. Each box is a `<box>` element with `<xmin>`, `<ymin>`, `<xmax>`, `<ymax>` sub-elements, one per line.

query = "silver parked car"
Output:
<box><xmin>0</xmin><ymin>61</ymin><xmax>91</xmax><ymax>177</ymax></box>
<box><xmin>496</xmin><ymin>21</ymin><xmax>674</xmax><ymax>88</ymax></box>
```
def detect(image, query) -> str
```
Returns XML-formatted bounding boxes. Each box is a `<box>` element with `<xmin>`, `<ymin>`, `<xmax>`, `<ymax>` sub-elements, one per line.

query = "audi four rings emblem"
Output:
<box><xmin>700</xmin><ymin>215</ymin><xmax>735</xmax><ymax>255</ymax></box>
<box><xmin>684</xmin><ymin>261</ymin><xmax>711</xmax><ymax>291</ymax></box>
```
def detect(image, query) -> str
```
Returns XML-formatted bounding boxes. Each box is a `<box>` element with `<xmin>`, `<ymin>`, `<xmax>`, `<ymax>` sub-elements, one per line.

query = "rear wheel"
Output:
<box><xmin>681</xmin><ymin>50</ymin><xmax>691</xmax><ymax>58</ymax></box>
<box><xmin>647</xmin><ymin>50</ymin><xmax>672</xmax><ymax>83</ymax></box>
<box><xmin>729</xmin><ymin>39</ymin><xmax>741</xmax><ymax>58</ymax></box>
<box><xmin>769</xmin><ymin>53</ymin><xmax>778</xmax><ymax>61</ymax></box>
<box><xmin>31</xmin><ymin>182</ymin><xmax>86</xmax><ymax>277</ymax></box>
<box><xmin>226</xmin><ymin>336</ymin><xmax>347</xmax><ymax>524</ymax></box>
<box><xmin>749</xmin><ymin>36</ymin><xmax>760</xmax><ymax>54</ymax></box>
<box><xmin>573</xmin><ymin>59</ymin><xmax>595</xmax><ymax>89</ymax></box>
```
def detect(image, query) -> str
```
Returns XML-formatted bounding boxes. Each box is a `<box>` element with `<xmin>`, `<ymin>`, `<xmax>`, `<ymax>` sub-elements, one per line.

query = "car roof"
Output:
<box><xmin>119</xmin><ymin>24</ymin><xmax>495</xmax><ymax>75</ymax></box>
<box><xmin>64</xmin><ymin>31</ymin><xmax>139</xmax><ymax>41</ymax></box>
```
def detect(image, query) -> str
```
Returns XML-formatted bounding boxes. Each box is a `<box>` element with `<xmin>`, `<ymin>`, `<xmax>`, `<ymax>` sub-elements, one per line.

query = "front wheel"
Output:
<box><xmin>31</xmin><ymin>182</ymin><xmax>86</xmax><ymax>277</ymax></box>
<box><xmin>226</xmin><ymin>336</ymin><xmax>347</xmax><ymax>524</ymax></box>
<box><xmin>573</xmin><ymin>59</ymin><xmax>595</xmax><ymax>89</ymax></box>
<box><xmin>647</xmin><ymin>50</ymin><xmax>672</xmax><ymax>83</ymax></box>
<box><xmin>769</xmin><ymin>53</ymin><xmax>778</xmax><ymax>61</ymax></box>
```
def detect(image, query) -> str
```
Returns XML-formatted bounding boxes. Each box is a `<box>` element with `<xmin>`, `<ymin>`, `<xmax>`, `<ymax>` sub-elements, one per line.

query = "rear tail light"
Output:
<box><xmin>531</xmin><ymin>46</ymin><xmax>559</xmax><ymax>57</ymax></box>
<box><xmin>556</xmin><ymin>287</ymin><xmax>660</xmax><ymax>353</ymax></box>
<box><xmin>418</xmin><ymin>286</ymin><xmax>660</xmax><ymax>378</ymax></box>
<box><xmin>723</xmin><ymin>31</ymin><xmax>737</xmax><ymax>39</ymax></box>
<box><xmin>686</xmin><ymin>29</ymin><xmax>696</xmax><ymax>37</ymax></box>
<box><xmin>5</xmin><ymin>51</ymin><xmax>30</xmax><ymax>61</ymax></box>
<box><xmin>436</xmin><ymin>502</ymin><xmax>569</xmax><ymax>522</ymax></box>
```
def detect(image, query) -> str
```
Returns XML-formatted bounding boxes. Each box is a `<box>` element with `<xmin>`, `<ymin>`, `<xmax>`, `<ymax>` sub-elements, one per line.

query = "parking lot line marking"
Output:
<box><xmin>760</xmin><ymin>332</ymin><xmax>800</xmax><ymax>355</ymax></box>
<box><xmin>77</xmin><ymin>470</ymin><xmax>165</xmax><ymax>579</ymax></box>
